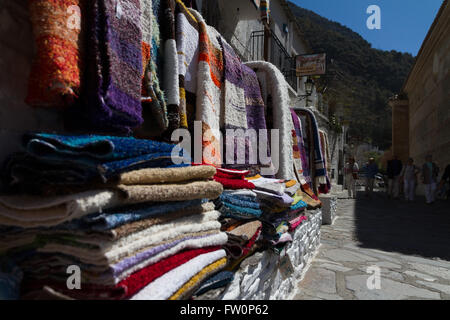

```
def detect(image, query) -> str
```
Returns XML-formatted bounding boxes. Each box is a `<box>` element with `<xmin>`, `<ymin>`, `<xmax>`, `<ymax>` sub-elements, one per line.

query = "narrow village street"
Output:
<box><xmin>0</xmin><ymin>0</ymin><xmax>449</xmax><ymax>304</ymax></box>
<box><xmin>295</xmin><ymin>190</ymin><xmax>450</xmax><ymax>300</ymax></box>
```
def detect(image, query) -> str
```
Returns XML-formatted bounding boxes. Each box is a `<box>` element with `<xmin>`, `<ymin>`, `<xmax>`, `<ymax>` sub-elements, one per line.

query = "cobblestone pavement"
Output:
<box><xmin>295</xmin><ymin>190</ymin><xmax>450</xmax><ymax>300</ymax></box>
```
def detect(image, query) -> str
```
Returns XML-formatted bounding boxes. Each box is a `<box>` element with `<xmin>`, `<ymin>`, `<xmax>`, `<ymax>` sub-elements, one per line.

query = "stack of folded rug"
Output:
<box><xmin>244</xmin><ymin>175</ymin><xmax>309</xmax><ymax>253</ymax></box>
<box><xmin>0</xmin><ymin>133</ymin><xmax>228</xmax><ymax>300</ymax></box>
<box><xmin>211</xmin><ymin>168</ymin><xmax>311</xmax><ymax>274</ymax></box>
<box><xmin>211</xmin><ymin>168</ymin><xmax>262</xmax><ymax>273</ymax></box>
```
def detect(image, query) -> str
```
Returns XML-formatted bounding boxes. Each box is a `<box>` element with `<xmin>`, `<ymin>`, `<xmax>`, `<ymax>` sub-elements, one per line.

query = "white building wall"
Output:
<box><xmin>213</xmin><ymin>0</ymin><xmax>264</xmax><ymax>61</ymax></box>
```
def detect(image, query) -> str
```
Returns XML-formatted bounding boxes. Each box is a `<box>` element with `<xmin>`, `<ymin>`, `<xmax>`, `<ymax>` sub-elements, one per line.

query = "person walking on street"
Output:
<box><xmin>437</xmin><ymin>164</ymin><xmax>450</xmax><ymax>199</ymax></box>
<box><xmin>345</xmin><ymin>157</ymin><xmax>359</xmax><ymax>199</ymax></box>
<box><xmin>365</xmin><ymin>157</ymin><xmax>378</xmax><ymax>198</ymax></box>
<box><xmin>422</xmin><ymin>154</ymin><xmax>439</xmax><ymax>204</ymax></box>
<box><xmin>400</xmin><ymin>157</ymin><xmax>420</xmax><ymax>201</ymax></box>
<box><xmin>387</xmin><ymin>155</ymin><xmax>403</xmax><ymax>199</ymax></box>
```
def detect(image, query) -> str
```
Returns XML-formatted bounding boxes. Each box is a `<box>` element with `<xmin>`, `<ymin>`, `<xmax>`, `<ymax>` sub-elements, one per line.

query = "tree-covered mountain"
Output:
<box><xmin>288</xmin><ymin>2</ymin><xmax>415</xmax><ymax>149</ymax></box>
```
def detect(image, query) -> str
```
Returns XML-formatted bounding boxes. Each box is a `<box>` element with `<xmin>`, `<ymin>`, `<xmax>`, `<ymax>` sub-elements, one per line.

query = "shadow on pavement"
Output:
<box><xmin>353</xmin><ymin>189</ymin><xmax>450</xmax><ymax>261</ymax></box>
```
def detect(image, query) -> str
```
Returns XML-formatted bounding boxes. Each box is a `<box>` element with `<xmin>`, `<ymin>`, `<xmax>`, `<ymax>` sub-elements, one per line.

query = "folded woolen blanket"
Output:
<box><xmin>228</xmin><ymin>220</ymin><xmax>262</xmax><ymax>241</ymax></box>
<box><xmin>100</xmin><ymin>202</ymin><xmax>214</xmax><ymax>239</ymax></box>
<box><xmin>21</xmin><ymin>286</ymin><xmax>75</xmax><ymax>300</ymax></box>
<box><xmin>52</xmin><ymin>209</ymin><xmax>221</xmax><ymax>250</ymax></box>
<box><xmin>222</xmin><ymin>188</ymin><xmax>257</xmax><ymax>198</ymax></box>
<box><xmin>60</xmin><ymin>199</ymin><xmax>208</xmax><ymax>231</ymax></box>
<box><xmin>26</xmin><ymin>0</ymin><xmax>83</xmax><ymax>108</ymax></box>
<box><xmin>253</xmin><ymin>189</ymin><xmax>293</xmax><ymax>207</ymax></box>
<box><xmin>104</xmin><ymin>232</ymin><xmax>227</xmax><ymax>284</ymax></box>
<box><xmin>245</xmin><ymin>174</ymin><xmax>285</xmax><ymax>195</ymax></box>
<box><xmin>286</xmin><ymin>179</ymin><xmax>297</xmax><ymax>188</ymax></box>
<box><xmin>220</xmin><ymin>202</ymin><xmax>263</xmax><ymax>218</ymax></box>
<box><xmin>268</xmin><ymin>206</ymin><xmax>302</xmax><ymax>224</ymax></box>
<box><xmin>38</xmin><ymin>211</ymin><xmax>224</xmax><ymax>265</ymax></box>
<box><xmin>219</xmin><ymin>204</ymin><xmax>262</xmax><ymax>220</ymax></box>
<box><xmin>2</xmin><ymin>153</ymin><xmax>187</xmax><ymax>193</ymax></box>
<box><xmin>0</xmin><ymin>258</ymin><xmax>23</xmax><ymax>300</ymax></box>
<box><xmin>1</xmin><ymin>153</ymin><xmax>100</xmax><ymax>194</ymax></box>
<box><xmin>270</xmin><ymin>232</ymin><xmax>293</xmax><ymax>246</ymax></box>
<box><xmin>216</xmin><ymin>167</ymin><xmax>249</xmax><ymax>178</ymax></box>
<box><xmin>131</xmin><ymin>249</ymin><xmax>227</xmax><ymax>300</ymax></box>
<box><xmin>169</xmin><ymin>256</ymin><xmax>227</xmax><ymax>300</ymax></box>
<box><xmin>225</xmin><ymin>232</ymin><xmax>247</xmax><ymax>247</ymax></box>
<box><xmin>118</xmin><ymin>165</ymin><xmax>216</xmax><ymax>185</ymax></box>
<box><xmin>0</xmin><ymin>184</ymin><xmax>218</xmax><ymax>229</ymax></box>
<box><xmin>0</xmin><ymin>233</ymin><xmax>37</xmax><ymax>253</ymax></box>
<box><xmin>213</xmin><ymin>176</ymin><xmax>255</xmax><ymax>190</ymax></box>
<box><xmin>23</xmin><ymin>133</ymin><xmax>177</xmax><ymax>162</ymax></box>
<box><xmin>265</xmin><ymin>199</ymin><xmax>306</xmax><ymax>224</ymax></box>
<box><xmin>275</xmin><ymin>221</ymin><xmax>289</xmax><ymax>236</ymax></box>
<box><xmin>225</xmin><ymin>245</ymin><xmax>258</xmax><ymax>272</ymax></box>
<box><xmin>39</xmin><ymin>202</ymin><xmax>215</xmax><ymax>244</ymax></box>
<box><xmin>193</xmin><ymin>270</ymin><xmax>234</xmax><ymax>297</ymax></box>
<box><xmin>0</xmin><ymin>190</ymin><xmax>121</xmax><ymax>228</ymax></box>
<box><xmin>291</xmin><ymin>194</ymin><xmax>308</xmax><ymax>209</ymax></box>
<box><xmin>288</xmin><ymin>215</ymin><xmax>308</xmax><ymax>232</ymax></box>
<box><xmin>219</xmin><ymin>193</ymin><xmax>260</xmax><ymax>209</ymax></box>
<box><xmin>225</xmin><ymin>227</ymin><xmax>261</xmax><ymax>271</ymax></box>
<box><xmin>214</xmin><ymin>171</ymin><xmax>246</xmax><ymax>180</ymax></box>
<box><xmin>22</xmin><ymin>246</ymin><xmax>221</xmax><ymax>300</ymax></box>
<box><xmin>295</xmin><ymin>190</ymin><xmax>321</xmax><ymax>209</ymax></box>
<box><xmin>119</xmin><ymin>245</ymin><xmax>219</xmax><ymax>299</ymax></box>
<box><xmin>37</xmin><ymin>232</ymin><xmax>227</xmax><ymax>283</ymax></box>
<box><xmin>11</xmin><ymin>133</ymin><xmax>190</xmax><ymax>184</ymax></box>
<box><xmin>24</xmin><ymin>231</ymin><xmax>227</xmax><ymax>287</ymax></box>
<box><xmin>224</xmin><ymin>220</ymin><xmax>262</xmax><ymax>259</ymax></box>
<box><xmin>220</xmin><ymin>217</ymin><xmax>247</xmax><ymax>232</ymax></box>
<box><xmin>116</xmin><ymin>180</ymin><xmax>223</xmax><ymax>203</ymax></box>
<box><xmin>285</xmin><ymin>180</ymin><xmax>300</xmax><ymax>196</ymax></box>
<box><xmin>73</xmin><ymin>0</ymin><xmax>143</xmax><ymax>134</ymax></box>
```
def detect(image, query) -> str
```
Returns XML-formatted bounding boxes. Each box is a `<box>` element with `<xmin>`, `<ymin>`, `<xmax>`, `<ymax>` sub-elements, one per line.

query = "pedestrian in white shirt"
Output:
<box><xmin>422</xmin><ymin>154</ymin><xmax>439</xmax><ymax>204</ymax></box>
<box><xmin>400</xmin><ymin>157</ymin><xmax>420</xmax><ymax>201</ymax></box>
<box><xmin>345</xmin><ymin>157</ymin><xmax>359</xmax><ymax>199</ymax></box>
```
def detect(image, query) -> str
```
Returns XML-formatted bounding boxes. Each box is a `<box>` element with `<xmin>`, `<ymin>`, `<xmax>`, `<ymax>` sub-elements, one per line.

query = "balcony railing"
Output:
<box><xmin>250</xmin><ymin>30</ymin><xmax>297</xmax><ymax>92</ymax></box>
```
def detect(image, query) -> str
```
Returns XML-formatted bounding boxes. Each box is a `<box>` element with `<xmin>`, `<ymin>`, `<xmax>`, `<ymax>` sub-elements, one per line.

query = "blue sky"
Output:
<box><xmin>291</xmin><ymin>0</ymin><xmax>443</xmax><ymax>56</ymax></box>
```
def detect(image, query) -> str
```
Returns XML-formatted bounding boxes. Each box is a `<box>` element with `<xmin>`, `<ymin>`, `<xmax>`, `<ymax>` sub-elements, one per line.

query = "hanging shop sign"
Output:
<box><xmin>296</xmin><ymin>53</ymin><xmax>326</xmax><ymax>77</ymax></box>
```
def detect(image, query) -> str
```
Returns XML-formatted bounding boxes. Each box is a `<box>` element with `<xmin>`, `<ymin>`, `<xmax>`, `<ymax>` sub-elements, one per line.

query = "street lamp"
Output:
<box><xmin>297</xmin><ymin>77</ymin><xmax>314</xmax><ymax>102</ymax></box>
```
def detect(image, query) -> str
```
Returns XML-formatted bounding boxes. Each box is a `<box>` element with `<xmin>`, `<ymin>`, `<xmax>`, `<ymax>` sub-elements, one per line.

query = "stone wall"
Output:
<box><xmin>319</xmin><ymin>195</ymin><xmax>337</xmax><ymax>225</ymax></box>
<box><xmin>197</xmin><ymin>209</ymin><xmax>322</xmax><ymax>300</ymax></box>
